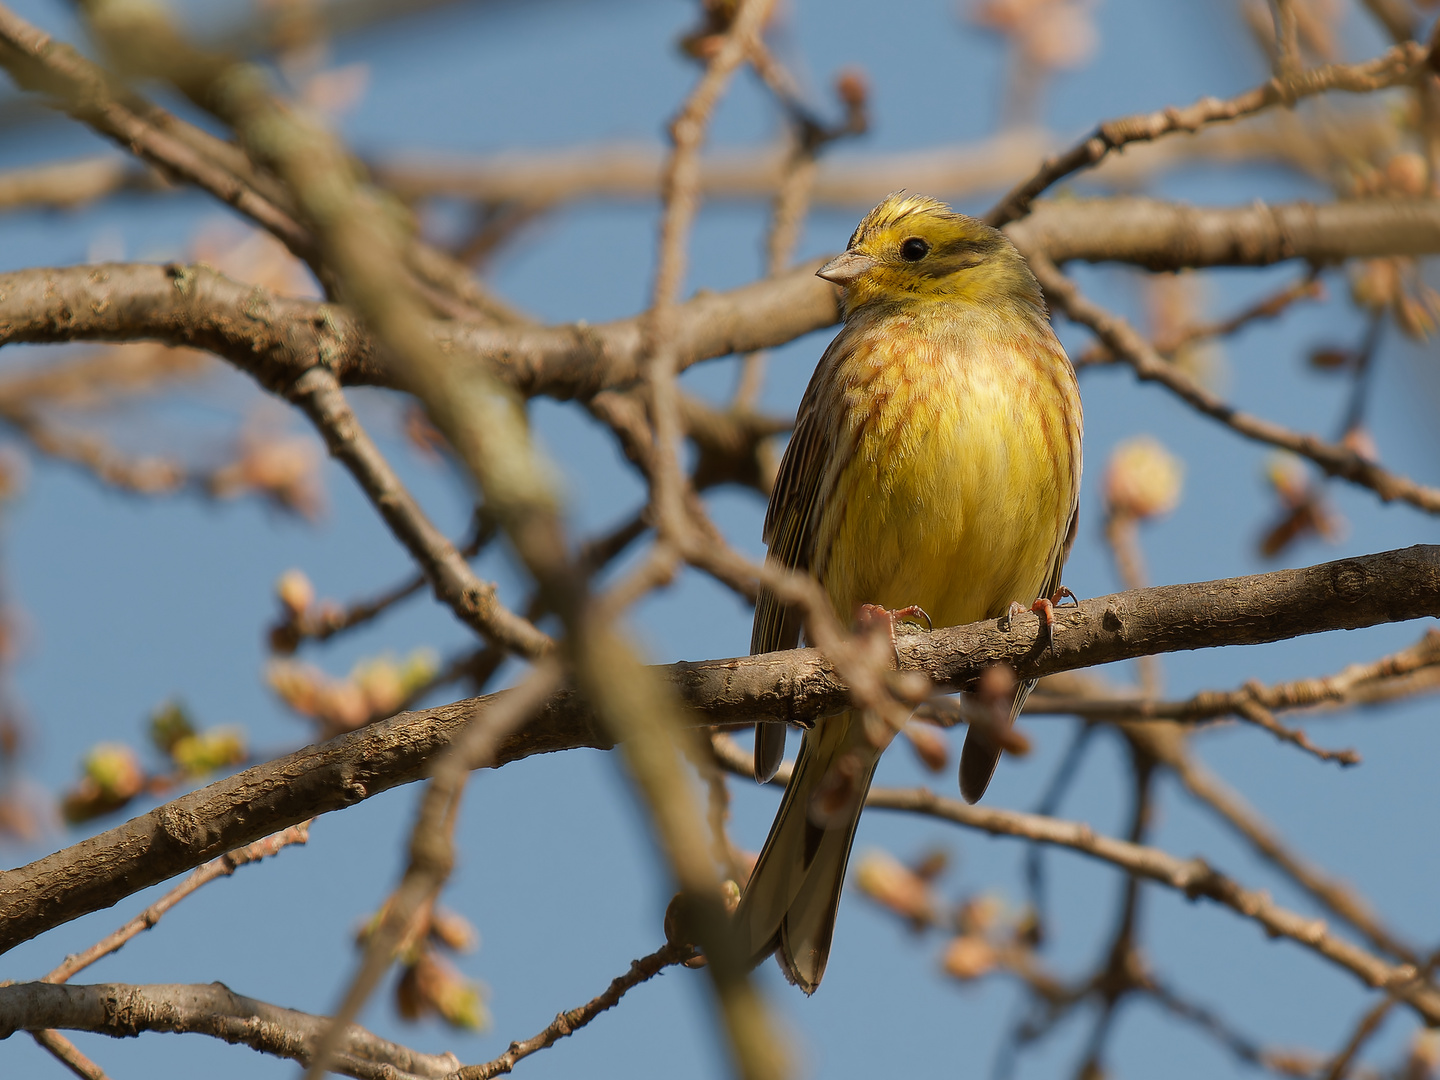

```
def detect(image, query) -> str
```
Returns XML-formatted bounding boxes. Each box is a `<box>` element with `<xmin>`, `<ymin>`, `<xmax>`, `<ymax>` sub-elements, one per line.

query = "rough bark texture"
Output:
<box><xmin>0</xmin><ymin>982</ymin><xmax>460</xmax><ymax>1079</ymax></box>
<box><xmin>1</xmin><ymin>544</ymin><xmax>1436</xmax><ymax>956</ymax></box>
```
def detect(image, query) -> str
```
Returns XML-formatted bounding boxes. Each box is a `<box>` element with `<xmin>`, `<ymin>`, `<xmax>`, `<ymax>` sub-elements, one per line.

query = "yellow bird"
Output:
<box><xmin>735</xmin><ymin>192</ymin><xmax>1082</xmax><ymax>993</ymax></box>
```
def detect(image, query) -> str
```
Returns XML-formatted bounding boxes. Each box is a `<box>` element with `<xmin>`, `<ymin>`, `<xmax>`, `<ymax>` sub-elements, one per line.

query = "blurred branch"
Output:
<box><xmin>1359</xmin><ymin>0</ymin><xmax>1415</xmax><ymax>45</ymax></box>
<box><xmin>1154</xmin><ymin>270</ymin><xmax>1323</xmax><ymax>356</ymax></box>
<box><xmin>0</xmin><ymin>982</ymin><xmax>460</xmax><ymax>1080</ymax></box>
<box><xmin>0</xmin><ymin>4</ymin><xmax>315</xmax><ymax>262</ymax></box>
<box><xmin>1025</xmin><ymin>249</ymin><xmax>1440</xmax><ymax>515</ymax></box>
<box><xmin>0</xmin><ymin>155</ymin><xmax>156</xmax><ymax>211</ymax></box>
<box><xmin>460</xmin><ymin>942</ymin><xmax>694</xmax><ymax>1079</ymax></box>
<box><xmin>92</xmin><ymin>0</ymin><xmax>788</xmax><ymax>1071</ymax></box>
<box><xmin>7</xmin><ymin>104</ymin><xmax>1394</xmax><ymax>217</ymax></box>
<box><xmin>1165</xmin><ymin>751</ymin><xmax>1418</xmax><ymax>965</ymax></box>
<box><xmin>707</xmin><ymin>736</ymin><xmax>1440</xmax><ymax>1025</ymax></box>
<box><xmin>0</xmin><ymin>2</ymin><xmax>523</xmax><ymax>325</ymax></box>
<box><xmin>370</xmin><ymin>110</ymin><xmax>1390</xmax><ymax>209</ymax></box>
<box><xmin>0</xmin><ymin>403</ymin><xmax>188</xmax><ymax>495</ymax></box>
<box><xmin>986</xmin><ymin>40</ymin><xmax>1430</xmax><ymax>228</ymax></box>
<box><xmin>5</xmin><ymin>544</ymin><xmax>1440</xmax><ymax>954</ymax></box>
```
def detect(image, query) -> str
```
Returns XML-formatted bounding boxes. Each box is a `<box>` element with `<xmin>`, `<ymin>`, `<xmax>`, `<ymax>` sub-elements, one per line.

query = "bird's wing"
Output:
<box><xmin>751</xmin><ymin>334</ymin><xmax>848</xmax><ymax>655</ymax></box>
<box><xmin>750</xmin><ymin>333</ymin><xmax>849</xmax><ymax>781</ymax></box>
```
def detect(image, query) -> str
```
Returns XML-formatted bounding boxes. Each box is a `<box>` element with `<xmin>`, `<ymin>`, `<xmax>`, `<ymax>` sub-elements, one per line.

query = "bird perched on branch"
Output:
<box><xmin>735</xmin><ymin>192</ymin><xmax>1082</xmax><ymax>993</ymax></box>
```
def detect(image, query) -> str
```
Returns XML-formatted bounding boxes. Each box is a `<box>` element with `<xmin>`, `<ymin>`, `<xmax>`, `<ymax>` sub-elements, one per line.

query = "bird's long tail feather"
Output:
<box><xmin>735</xmin><ymin>710</ymin><xmax>881</xmax><ymax>994</ymax></box>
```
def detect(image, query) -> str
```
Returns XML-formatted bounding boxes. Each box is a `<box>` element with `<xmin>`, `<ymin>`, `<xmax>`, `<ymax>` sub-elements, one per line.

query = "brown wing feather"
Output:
<box><xmin>751</xmin><ymin>335</ymin><xmax>851</xmax><ymax>781</ymax></box>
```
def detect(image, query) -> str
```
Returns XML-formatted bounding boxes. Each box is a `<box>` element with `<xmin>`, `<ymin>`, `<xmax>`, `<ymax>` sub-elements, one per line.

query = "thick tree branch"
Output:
<box><xmin>0</xmin><ymin>982</ymin><xmax>460</xmax><ymax>1080</ymax></box>
<box><xmin>4</xmin><ymin>198</ymin><xmax>1439</xmax><ymax>410</ymax></box>
<box><xmin>1010</xmin><ymin>197</ymin><xmax>1440</xmax><ymax>270</ymax></box>
<box><xmin>2</xmin><ymin>545</ymin><xmax>1437</xmax><ymax>955</ymax></box>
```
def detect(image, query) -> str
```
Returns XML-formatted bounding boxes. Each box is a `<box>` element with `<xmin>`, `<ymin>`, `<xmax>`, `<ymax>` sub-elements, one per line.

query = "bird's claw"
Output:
<box><xmin>1005</xmin><ymin>588</ymin><xmax>1077</xmax><ymax>654</ymax></box>
<box><xmin>858</xmin><ymin>603</ymin><xmax>933</xmax><ymax>656</ymax></box>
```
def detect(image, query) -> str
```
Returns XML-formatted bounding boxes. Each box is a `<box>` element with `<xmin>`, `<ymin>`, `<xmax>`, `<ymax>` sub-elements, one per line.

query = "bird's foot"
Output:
<box><xmin>858</xmin><ymin>603</ymin><xmax>933</xmax><ymax>654</ymax></box>
<box><xmin>1006</xmin><ymin>588</ymin><xmax>1077</xmax><ymax>653</ymax></box>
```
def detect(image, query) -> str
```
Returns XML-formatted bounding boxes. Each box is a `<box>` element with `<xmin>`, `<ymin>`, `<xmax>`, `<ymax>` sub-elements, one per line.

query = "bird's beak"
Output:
<box><xmin>817</xmin><ymin>251</ymin><xmax>877</xmax><ymax>286</ymax></box>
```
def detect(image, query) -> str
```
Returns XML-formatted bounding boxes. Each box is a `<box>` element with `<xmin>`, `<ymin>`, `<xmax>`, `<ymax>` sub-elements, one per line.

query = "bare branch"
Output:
<box><xmin>3</xmin><ymin>545</ymin><xmax>1439</xmax><ymax>955</ymax></box>
<box><xmin>1166</xmin><ymin>753</ymin><xmax>1418</xmax><ymax>965</ymax></box>
<box><xmin>892</xmin><ymin>777</ymin><xmax>1440</xmax><ymax>1024</ymax></box>
<box><xmin>1025</xmin><ymin>630</ymin><xmax>1440</xmax><ymax>724</ymax></box>
<box><xmin>1025</xmin><ymin>249</ymin><xmax>1440</xmax><ymax>515</ymax></box>
<box><xmin>986</xmin><ymin>41</ymin><xmax>1430</xmax><ymax>227</ymax></box>
<box><xmin>43</xmin><ymin>822</ymin><xmax>311</xmax><ymax>985</ymax></box>
<box><xmin>0</xmin><ymin>2</ymin><xmax>522</xmax><ymax>325</ymax></box>
<box><xmin>270</xmin><ymin>517</ymin><xmax>497</xmax><ymax>653</ymax></box>
<box><xmin>1009</xmin><ymin>197</ymin><xmax>1440</xmax><ymax>270</ymax></box>
<box><xmin>30</xmin><ymin>1029</ymin><xmax>111</xmax><ymax>1080</ymax></box>
<box><xmin>0</xmin><ymin>5</ymin><xmax>314</xmax><ymax>261</ymax></box>
<box><xmin>709</xmin><ymin>735</ymin><xmax>1440</xmax><ymax>1025</ymax></box>
<box><xmin>287</xmin><ymin>367</ymin><xmax>552</xmax><ymax>658</ymax></box>
<box><xmin>1231</xmin><ymin>699</ymin><xmax>1360</xmax><ymax>765</ymax></box>
<box><xmin>368</xmin><ymin>109</ymin><xmax>1390</xmax><ymax>210</ymax></box>
<box><xmin>0</xmin><ymin>982</ymin><xmax>460</xmax><ymax>1080</ymax></box>
<box><xmin>459</xmin><ymin>943</ymin><xmax>694</xmax><ymax>1079</ymax></box>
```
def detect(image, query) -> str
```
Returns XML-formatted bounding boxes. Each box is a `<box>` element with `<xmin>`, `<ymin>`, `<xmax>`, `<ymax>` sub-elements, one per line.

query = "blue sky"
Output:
<box><xmin>1</xmin><ymin>0</ymin><xmax>1438</xmax><ymax>1077</ymax></box>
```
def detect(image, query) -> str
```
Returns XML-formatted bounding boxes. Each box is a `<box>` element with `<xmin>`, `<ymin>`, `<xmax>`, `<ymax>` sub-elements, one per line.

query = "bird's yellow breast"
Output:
<box><xmin>812</xmin><ymin>305</ymin><xmax>1080</xmax><ymax>629</ymax></box>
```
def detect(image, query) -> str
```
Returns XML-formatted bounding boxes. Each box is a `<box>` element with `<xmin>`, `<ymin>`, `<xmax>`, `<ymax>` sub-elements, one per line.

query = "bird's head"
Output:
<box><xmin>818</xmin><ymin>192</ymin><xmax>1042</xmax><ymax>315</ymax></box>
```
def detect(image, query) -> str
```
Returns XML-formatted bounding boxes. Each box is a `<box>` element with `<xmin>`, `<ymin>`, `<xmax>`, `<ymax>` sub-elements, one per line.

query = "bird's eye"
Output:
<box><xmin>900</xmin><ymin>237</ymin><xmax>929</xmax><ymax>261</ymax></box>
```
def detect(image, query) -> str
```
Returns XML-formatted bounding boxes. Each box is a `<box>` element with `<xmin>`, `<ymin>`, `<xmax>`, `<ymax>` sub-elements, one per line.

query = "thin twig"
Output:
<box><xmin>1024</xmin><ymin>629</ymin><xmax>1440</xmax><ymax>724</ymax></box>
<box><xmin>986</xmin><ymin>41</ymin><xmax>1431</xmax><ymax>228</ymax></box>
<box><xmin>457</xmin><ymin>943</ymin><xmax>695</xmax><ymax>1079</ymax></box>
<box><xmin>1167</xmin><ymin>753</ymin><xmax>1417</xmax><ymax>965</ymax></box>
<box><xmin>1322</xmin><ymin>995</ymin><xmax>1395</xmax><ymax>1080</ymax></box>
<box><xmin>1232</xmin><ymin>699</ymin><xmax>1360</xmax><ymax>765</ymax></box>
<box><xmin>1025</xmin><ymin>249</ymin><xmax>1440</xmax><ymax>516</ymax></box>
<box><xmin>287</xmin><ymin>368</ymin><xmax>552</xmax><ymax>658</ymax></box>
<box><xmin>30</xmin><ymin>1029</ymin><xmax>111</xmax><ymax>1080</ymax></box>
<box><xmin>43</xmin><ymin>822</ymin><xmax>312</xmax><ymax>984</ymax></box>
<box><xmin>27</xmin><ymin>823</ymin><xmax>312</xmax><ymax>1071</ymax></box>
<box><xmin>645</xmin><ymin>0</ymin><xmax>779</xmax><ymax>546</ymax></box>
<box><xmin>713</xmin><ymin>731</ymin><xmax>1440</xmax><ymax>1023</ymax></box>
<box><xmin>270</xmin><ymin>515</ymin><xmax>497</xmax><ymax>653</ymax></box>
<box><xmin>1078</xmin><ymin>270</ymin><xmax>1325</xmax><ymax>368</ymax></box>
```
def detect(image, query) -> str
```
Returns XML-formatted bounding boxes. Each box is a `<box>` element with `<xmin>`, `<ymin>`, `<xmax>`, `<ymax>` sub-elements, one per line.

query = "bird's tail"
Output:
<box><xmin>734</xmin><ymin>709</ymin><xmax>881</xmax><ymax>994</ymax></box>
<box><xmin>957</xmin><ymin>676</ymin><xmax>1036</xmax><ymax>804</ymax></box>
